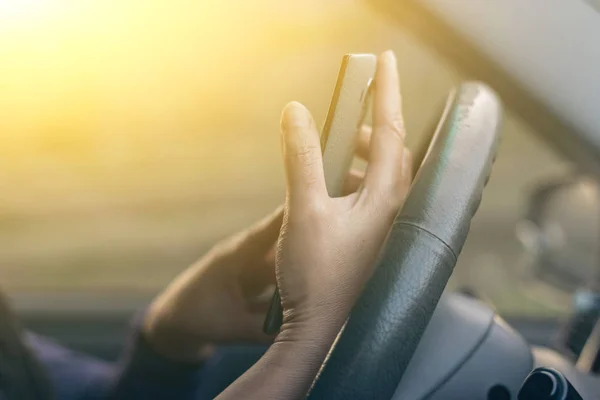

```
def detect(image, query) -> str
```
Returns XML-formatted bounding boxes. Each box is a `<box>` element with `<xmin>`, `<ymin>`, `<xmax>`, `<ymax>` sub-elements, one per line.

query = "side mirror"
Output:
<box><xmin>516</xmin><ymin>176</ymin><xmax>600</xmax><ymax>292</ymax></box>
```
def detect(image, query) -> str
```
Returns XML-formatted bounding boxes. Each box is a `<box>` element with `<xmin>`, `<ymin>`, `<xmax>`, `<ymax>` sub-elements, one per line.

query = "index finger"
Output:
<box><xmin>363</xmin><ymin>50</ymin><xmax>407</xmax><ymax>195</ymax></box>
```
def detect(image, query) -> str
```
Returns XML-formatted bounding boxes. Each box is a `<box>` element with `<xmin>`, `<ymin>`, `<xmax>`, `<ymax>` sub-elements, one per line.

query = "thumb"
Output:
<box><xmin>281</xmin><ymin>101</ymin><xmax>327</xmax><ymax>207</ymax></box>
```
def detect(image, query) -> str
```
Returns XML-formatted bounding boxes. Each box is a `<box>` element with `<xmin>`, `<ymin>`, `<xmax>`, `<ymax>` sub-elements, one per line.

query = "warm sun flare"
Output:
<box><xmin>0</xmin><ymin>0</ymin><xmax>59</xmax><ymax>26</ymax></box>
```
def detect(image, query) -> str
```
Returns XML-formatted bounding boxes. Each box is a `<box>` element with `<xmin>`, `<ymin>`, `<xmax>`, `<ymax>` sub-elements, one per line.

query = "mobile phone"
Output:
<box><xmin>263</xmin><ymin>54</ymin><xmax>377</xmax><ymax>334</ymax></box>
<box><xmin>319</xmin><ymin>53</ymin><xmax>377</xmax><ymax>196</ymax></box>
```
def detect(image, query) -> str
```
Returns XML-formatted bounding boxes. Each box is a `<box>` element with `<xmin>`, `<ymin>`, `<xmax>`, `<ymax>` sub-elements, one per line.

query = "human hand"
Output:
<box><xmin>215</xmin><ymin>50</ymin><xmax>412</xmax><ymax>400</ymax></box>
<box><xmin>274</xmin><ymin>50</ymin><xmax>412</xmax><ymax>341</ymax></box>
<box><xmin>143</xmin><ymin>131</ymin><xmax>373</xmax><ymax>363</ymax></box>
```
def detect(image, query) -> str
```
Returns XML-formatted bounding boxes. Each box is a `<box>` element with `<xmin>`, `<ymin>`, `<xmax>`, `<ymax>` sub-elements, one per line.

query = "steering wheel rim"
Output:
<box><xmin>308</xmin><ymin>82</ymin><xmax>503</xmax><ymax>399</ymax></box>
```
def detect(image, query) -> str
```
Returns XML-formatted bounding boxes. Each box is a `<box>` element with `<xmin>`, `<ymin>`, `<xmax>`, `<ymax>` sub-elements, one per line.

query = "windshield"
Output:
<box><xmin>0</xmin><ymin>1</ymin><xmax>581</xmax><ymax>321</ymax></box>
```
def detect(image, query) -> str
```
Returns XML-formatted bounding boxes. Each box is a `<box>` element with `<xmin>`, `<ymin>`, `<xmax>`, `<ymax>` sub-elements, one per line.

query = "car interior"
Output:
<box><xmin>3</xmin><ymin>0</ymin><xmax>600</xmax><ymax>398</ymax></box>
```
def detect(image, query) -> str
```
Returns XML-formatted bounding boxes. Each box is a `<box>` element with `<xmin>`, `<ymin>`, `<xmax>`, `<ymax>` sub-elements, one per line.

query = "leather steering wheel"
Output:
<box><xmin>307</xmin><ymin>82</ymin><xmax>503</xmax><ymax>399</ymax></box>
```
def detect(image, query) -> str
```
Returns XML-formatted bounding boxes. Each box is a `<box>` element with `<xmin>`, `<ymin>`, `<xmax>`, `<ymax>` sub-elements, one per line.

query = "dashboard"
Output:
<box><xmin>393</xmin><ymin>293</ymin><xmax>600</xmax><ymax>399</ymax></box>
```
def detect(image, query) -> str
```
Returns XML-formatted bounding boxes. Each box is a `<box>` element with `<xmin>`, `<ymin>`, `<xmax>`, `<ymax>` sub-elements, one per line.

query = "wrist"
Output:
<box><xmin>276</xmin><ymin>310</ymin><xmax>347</xmax><ymax>352</ymax></box>
<box><xmin>216</xmin><ymin>332</ymin><xmax>332</xmax><ymax>400</ymax></box>
<box><xmin>213</xmin><ymin>309</ymin><xmax>349</xmax><ymax>399</ymax></box>
<box><xmin>236</xmin><ymin>318</ymin><xmax>345</xmax><ymax>399</ymax></box>
<box><xmin>280</xmin><ymin>300</ymin><xmax>351</xmax><ymax>340</ymax></box>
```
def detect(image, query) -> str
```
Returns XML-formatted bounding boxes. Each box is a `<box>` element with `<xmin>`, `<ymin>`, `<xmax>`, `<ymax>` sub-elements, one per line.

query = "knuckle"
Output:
<box><xmin>376</xmin><ymin>115</ymin><xmax>405</xmax><ymax>141</ymax></box>
<box><xmin>286</xmin><ymin>145</ymin><xmax>324</xmax><ymax>191</ymax></box>
<box><xmin>289</xmin><ymin>145</ymin><xmax>321</xmax><ymax>164</ymax></box>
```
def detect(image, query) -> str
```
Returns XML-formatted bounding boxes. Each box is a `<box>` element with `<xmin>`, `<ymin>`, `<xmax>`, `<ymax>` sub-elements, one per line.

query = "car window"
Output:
<box><xmin>0</xmin><ymin>1</ymin><xmax>572</xmax><ymax>316</ymax></box>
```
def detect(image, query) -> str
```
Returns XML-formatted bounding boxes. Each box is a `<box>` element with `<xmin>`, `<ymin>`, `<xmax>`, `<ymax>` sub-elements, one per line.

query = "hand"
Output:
<box><xmin>143</xmin><ymin>133</ymin><xmax>373</xmax><ymax>363</ymax></box>
<box><xmin>275</xmin><ymin>50</ymin><xmax>412</xmax><ymax>341</ymax></box>
<box><xmin>216</xmin><ymin>50</ymin><xmax>412</xmax><ymax>400</ymax></box>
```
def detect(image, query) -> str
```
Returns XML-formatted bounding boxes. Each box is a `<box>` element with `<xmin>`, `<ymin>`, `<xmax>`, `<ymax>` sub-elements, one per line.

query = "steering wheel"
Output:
<box><xmin>308</xmin><ymin>82</ymin><xmax>503</xmax><ymax>399</ymax></box>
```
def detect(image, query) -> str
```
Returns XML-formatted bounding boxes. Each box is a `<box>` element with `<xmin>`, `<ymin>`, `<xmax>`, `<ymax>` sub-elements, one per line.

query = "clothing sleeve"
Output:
<box><xmin>25</xmin><ymin>332</ymin><xmax>114</xmax><ymax>400</ymax></box>
<box><xmin>26</xmin><ymin>311</ymin><xmax>205</xmax><ymax>400</ymax></box>
<box><xmin>109</xmin><ymin>312</ymin><xmax>204</xmax><ymax>400</ymax></box>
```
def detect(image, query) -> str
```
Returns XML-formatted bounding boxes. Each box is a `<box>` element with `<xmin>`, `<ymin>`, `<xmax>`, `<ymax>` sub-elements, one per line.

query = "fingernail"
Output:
<box><xmin>281</xmin><ymin>101</ymin><xmax>311</xmax><ymax>131</ymax></box>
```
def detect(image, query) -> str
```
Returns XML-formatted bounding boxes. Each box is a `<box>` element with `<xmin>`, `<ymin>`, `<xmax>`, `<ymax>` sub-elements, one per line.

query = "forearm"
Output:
<box><xmin>216</xmin><ymin>318</ymin><xmax>343</xmax><ymax>400</ymax></box>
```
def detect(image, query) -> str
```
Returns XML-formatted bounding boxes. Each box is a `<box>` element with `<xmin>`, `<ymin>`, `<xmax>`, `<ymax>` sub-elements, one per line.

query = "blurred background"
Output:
<box><xmin>0</xmin><ymin>0</ymin><xmax>580</xmax><ymax>319</ymax></box>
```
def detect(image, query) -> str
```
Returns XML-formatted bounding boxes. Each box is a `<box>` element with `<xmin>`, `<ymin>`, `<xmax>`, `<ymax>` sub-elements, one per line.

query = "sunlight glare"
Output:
<box><xmin>0</xmin><ymin>0</ymin><xmax>59</xmax><ymax>26</ymax></box>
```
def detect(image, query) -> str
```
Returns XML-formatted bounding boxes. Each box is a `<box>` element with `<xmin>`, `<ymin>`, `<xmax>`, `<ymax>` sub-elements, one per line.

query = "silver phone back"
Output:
<box><xmin>321</xmin><ymin>53</ymin><xmax>376</xmax><ymax>197</ymax></box>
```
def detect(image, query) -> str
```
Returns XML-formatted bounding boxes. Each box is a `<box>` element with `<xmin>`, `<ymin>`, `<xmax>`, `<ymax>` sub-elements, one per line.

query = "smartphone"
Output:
<box><xmin>263</xmin><ymin>54</ymin><xmax>377</xmax><ymax>334</ymax></box>
<box><xmin>321</xmin><ymin>53</ymin><xmax>377</xmax><ymax>196</ymax></box>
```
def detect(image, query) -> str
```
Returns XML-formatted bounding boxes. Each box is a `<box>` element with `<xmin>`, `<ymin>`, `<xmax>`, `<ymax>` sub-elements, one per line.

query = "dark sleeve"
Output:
<box><xmin>25</xmin><ymin>332</ymin><xmax>114</xmax><ymax>400</ymax></box>
<box><xmin>27</xmin><ymin>312</ymin><xmax>205</xmax><ymax>400</ymax></box>
<box><xmin>109</xmin><ymin>311</ymin><xmax>204</xmax><ymax>400</ymax></box>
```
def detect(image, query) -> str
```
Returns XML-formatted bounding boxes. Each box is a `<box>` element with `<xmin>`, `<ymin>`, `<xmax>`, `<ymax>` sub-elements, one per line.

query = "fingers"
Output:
<box><xmin>364</xmin><ymin>50</ymin><xmax>407</xmax><ymax>197</ymax></box>
<box><xmin>243</xmin><ymin>314</ymin><xmax>276</xmax><ymax>343</ymax></box>
<box><xmin>400</xmin><ymin>149</ymin><xmax>413</xmax><ymax>198</ymax></box>
<box><xmin>237</xmin><ymin>211</ymin><xmax>280</xmax><ymax>298</ymax></box>
<box><xmin>343</xmin><ymin>169</ymin><xmax>365</xmax><ymax>195</ymax></box>
<box><xmin>281</xmin><ymin>102</ymin><xmax>327</xmax><ymax>207</ymax></box>
<box><xmin>236</xmin><ymin>206</ymin><xmax>284</xmax><ymax>258</ymax></box>
<box><xmin>356</xmin><ymin>125</ymin><xmax>371</xmax><ymax>160</ymax></box>
<box><xmin>346</xmin><ymin>125</ymin><xmax>370</xmax><ymax>194</ymax></box>
<box><xmin>244</xmin><ymin>282</ymin><xmax>276</xmax><ymax>313</ymax></box>
<box><xmin>239</xmin><ymin>241</ymin><xmax>277</xmax><ymax>296</ymax></box>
